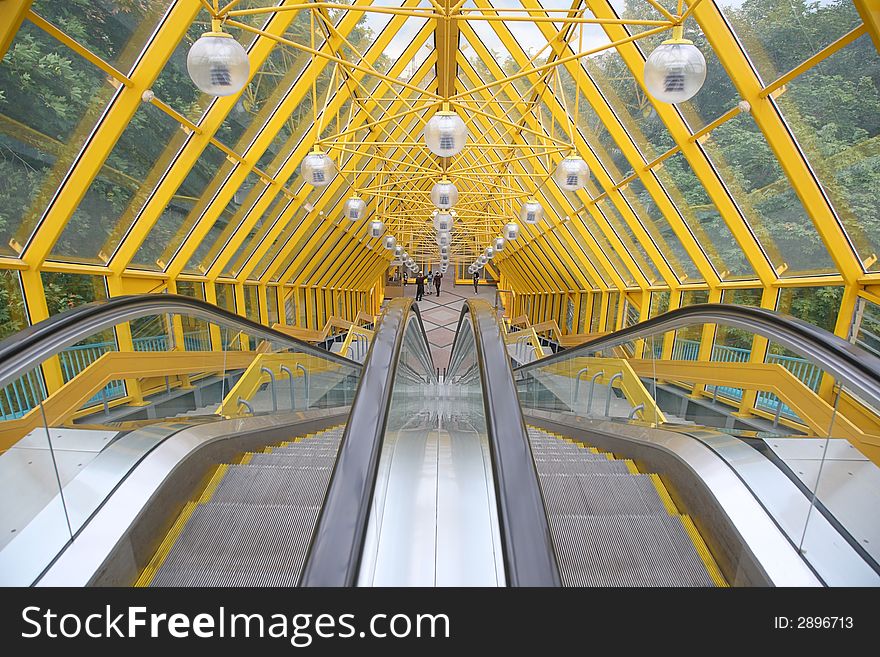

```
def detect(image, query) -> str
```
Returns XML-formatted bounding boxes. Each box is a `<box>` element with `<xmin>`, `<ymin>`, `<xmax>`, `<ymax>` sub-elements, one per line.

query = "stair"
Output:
<box><xmin>527</xmin><ymin>427</ymin><xmax>726</xmax><ymax>587</ymax></box>
<box><xmin>136</xmin><ymin>426</ymin><xmax>344</xmax><ymax>587</ymax></box>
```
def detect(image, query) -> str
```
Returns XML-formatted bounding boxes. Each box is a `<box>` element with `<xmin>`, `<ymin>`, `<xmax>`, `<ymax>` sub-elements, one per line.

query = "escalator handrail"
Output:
<box><xmin>300</xmin><ymin>298</ymin><xmax>436</xmax><ymax>586</ymax></box>
<box><xmin>447</xmin><ymin>299</ymin><xmax>561</xmax><ymax>586</ymax></box>
<box><xmin>515</xmin><ymin>303</ymin><xmax>880</xmax><ymax>407</ymax></box>
<box><xmin>0</xmin><ymin>294</ymin><xmax>360</xmax><ymax>390</ymax></box>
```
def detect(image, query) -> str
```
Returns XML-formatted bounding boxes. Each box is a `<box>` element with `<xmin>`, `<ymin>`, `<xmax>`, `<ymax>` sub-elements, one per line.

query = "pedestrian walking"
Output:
<box><xmin>434</xmin><ymin>271</ymin><xmax>442</xmax><ymax>297</ymax></box>
<box><xmin>415</xmin><ymin>271</ymin><xmax>426</xmax><ymax>301</ymax></box>
<box><xmin>473</xmin><ymin>270</ymin><xmax>480</xmax><ymax>294</ymax></box>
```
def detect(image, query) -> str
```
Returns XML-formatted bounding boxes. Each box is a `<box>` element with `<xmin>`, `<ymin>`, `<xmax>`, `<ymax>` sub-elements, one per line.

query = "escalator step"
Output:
<box><xmin>150</xmin><ymin>503</ymin><xmax>320</xmax><ymax>587</ymax></box>
<box><xmin>548</xmin><ymin>514</ymin><xmax>715</xmax><ymax>587</ymax></box>
<box><xmin>210</xmin><ymin>465</ymin><xmax>332</xmax><ymax>506</ymax></box>
<box><xmin>245</xmin><ymin>453</ymin><xmax>338</xmax><ymax>467</ymax></box>
<box><xmin>535</xmin><ymin>459</ymin><xmax>632</xmax><ymax>475</ymax></box>
<box><xmin>540</xmin><ymin>474</ymin><xmax>667</xmax><ymax>516</ymax></box>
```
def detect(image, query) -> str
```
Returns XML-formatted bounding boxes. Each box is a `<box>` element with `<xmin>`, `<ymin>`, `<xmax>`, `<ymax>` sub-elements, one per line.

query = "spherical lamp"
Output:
<box><xmin>485</xmin><ymin>246</ymin><xmax>495</xmax><ymax>259</ymax></box>
<box><xmin>519</xmin><ymin>198</ymin><xmax>544</xmax><ymax>225</ymax></box>
<box><xmin>643</xmin><ymin>30</ymin><xmax>707</xmax><ymax>104</ymax></box>
<box><xmin>301</xmin><ymin>149</ymin><xmax>335</xmax><ymax>187</ymax></box>
<box><xmin>424</xmin><ymin>109</ymin><xmax>467</xmax><ymax>157</ymax></box>
<box><xmin>504</xmin><ymin>222</ymin><xmax>520</xmax><ymax>241</ymax></box>
<box><xmin>343</xmin><ymin>195</ymin><xmax>366</xmax><ymax>221</ymax></box>
<box><xmin>394</xmin><ymin>245</ymin><xmax>403</xmax><ymax>257</ymax></box>
<box><xmin>186</xmin><ymin>29</ymin><xmax>250</xmax><ymax>96</ymax></box>
<box><xmin>384</xmin><ymin>235</ymin><xmax>396</xmax><ymax>250</ymax></box>
<box><xmin>433</xmin><ymin>211</ymin><xmax>454</xmax><ymax>232</ymax></box>
<box><xmin>436</xmin><ymin>231</ymin><xmax>451</xmax><ymax>248</ymax></box>
<box><xmin>553</xmin><ymin>156</ymin><xmax>590</xmax><ymax>191</ymax></box>
<box><xmin>430</xmin><ymin>179</ymin><xmax>459</xmax><ymax>209</ymax></box>
<box><xmin>494</xmin><ymin>237</ymin><xmax>505</xmax><ymax>252</ymax></box>
<box><xmin>369</xmin><ymin>220</ymin><xmax>384</xmax><ymax>238</ymax></box>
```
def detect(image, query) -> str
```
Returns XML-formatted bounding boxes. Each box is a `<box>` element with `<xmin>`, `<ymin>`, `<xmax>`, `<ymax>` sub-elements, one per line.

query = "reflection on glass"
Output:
<box><xmin>131</xmin><ymin>143</ymin><xmax>230</xmax><ymax>270</ymax></box>
<box><xmin>655</xmin><ymin>152</ymin><xmax>754</xmax><ymax>278</ymax></box>
<box><xmin>704</xmin><ymin>113</ymin><xmax>835</xmax><ymax>276</ymax></box>
<box><xmin>0</xmin><ymin>22</ymin><xmax>116</xmax><ymax>256</ymax></box>
<box><xmin>775</xmin><ymin>34</ymin><xmax>880</xmax><ymax>272</ymax></box>
<box><xmin>52</xmin><ymin>102</ymin><xmax>187</xmax><ymax>264</ymax></box>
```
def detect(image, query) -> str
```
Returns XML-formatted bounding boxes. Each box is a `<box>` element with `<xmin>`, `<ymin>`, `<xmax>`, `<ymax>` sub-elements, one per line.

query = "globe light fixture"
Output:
<box><xmin>436</xmin><ymin>231</ymin><xmax>451</xmax><ymax>248</ymax></box>
<box><xmin>433</xmin><ymin>211</ymin><xmax>454</xmax><ymax>232</ymax></box>
<box><xmin>424</xmin><ymin>107</ymin><xmax>467</xmax><ymax>157</ymax></box>
<box><xmin>504</xmin><ymin>222</ymin><xmax>520</xmax><ymax>241</ymax></box>
<box><xmin>477</xmin><ymin>255</ymin><xmax>487</xmax><ymax>265</ymax></box>
<box><xmin>369</xmin><ymin>220</ymin><xmax>384</xmax><ymax>238</ymax></box>
<box><xmin>186</xmin><ymin>24</ymin><xmax>250</xmax><ymax>96</ymax></box>
<box><xmin>494</xmin><ymin>237</ymin><xmax>505</xmax><ymax>252</ymax></box>
<box><xmin>301</xmin><ymin>149</ymin><xmax>335</xmax><ymax>187</ymax></box>
<box><xmin>384</xmin><ymin>235</ymin><xmax>396</xmax><ymax>250</ymax></box>
<box><xmin>643</xmin><ymin>26</ymin><xmax>707</xmax><ymax>104</ymax></box>
<box><xmin>520</xmin><ymin>198</ymin><xmax>544</xmax><ymax>225</ymax></box>
<box><xmin>553</xmin><ymin>156</ymin><xmax>590</xmax><ymax>191</ymax></box>
<box><xmin>343</xmin><ymin>195</ymin><xmax>366</xmax><ymax>221</ymax></box>
<box><xmin>430</xmin><ymin>179</ymin><xmax>459</xmax><ymax>209</ymax></box>
<box><xmin>485</xmin><ymin>246</ymin><xmax>495</xmax><ymax>259</ymax></box>
<box><xmin>394</xmin><ymin>245</ymin><xmax>404</xmax><ymax>257</ymax></box>
<box><xmin>440</xmin><ymin>245</ymin><xmax>449</xmax><ymax>256</ymax></box>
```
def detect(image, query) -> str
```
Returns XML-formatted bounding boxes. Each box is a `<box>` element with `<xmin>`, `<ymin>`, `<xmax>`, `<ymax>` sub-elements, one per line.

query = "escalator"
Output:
<box><xmin>1</xmin><ymin>293</ymin><xmax>878</xmax><ymax>586</ymax></box>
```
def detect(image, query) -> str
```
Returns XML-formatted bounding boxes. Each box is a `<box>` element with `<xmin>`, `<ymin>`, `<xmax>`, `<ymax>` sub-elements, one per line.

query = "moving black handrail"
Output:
<box><xmin>0</xmin><ymin>294</ymin><xmax>359</xmax><ymax>391</ymax></box>
<box><xmin>447</xmin><ymin>299</ymin><xmax>561</xmax><ymax>586</ymax></box>
<box><xmin>515</xmin><ymin>303</ymin><xmax>880</xmax><ymax>408</ymax></box>
<box><xmin>301</xmin><ymin>298</ymin><xmax>436</xmax><ymax>586</ymax></box>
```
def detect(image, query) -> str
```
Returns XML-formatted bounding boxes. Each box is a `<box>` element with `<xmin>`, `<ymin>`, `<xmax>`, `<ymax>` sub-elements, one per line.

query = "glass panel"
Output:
<box><xmin>221</xmin><ymin>193</ymin><xmax>292</xmax><ymax>277</ymax></box>
<box><xmin>131</xmin><ymin>143</ymin><xmax>229</xmax><ymax>270</ymax></box>
<box><xmin>719</xmin><ymin>0</ymin><xmax>863</xmax><ymax>85</ymax></box>
<box><xmin>704</xmin><ymin>112</ymin><xmax>835</xmax><ymax>276</ymax></box>
<box><xmin>0</xmin><ymin>21</ymin><xmax>117</xmax><ymax>256</ymax></box>
<box><xmin>655</xmin><ymin>152</ymin><xmax>754</xmax><ymax>279</ymax></box>
<box><xmin>215</xmin><ymin>282</ymin><xmax>236</xmax><ymax>314</ymax></box>
<box><xmin>774</xmin><ymin>34</ymin><xmax>880</xmax><ymax>272</ymax></box>
<box><xmin>51</xmin><ymin>101</ymin><xmax>186</xmax><ymax>263</ymax></box>
<box><xmin>183</xmin><ymin>173</ymin><xmax>266</xmax><ymax>274</ymax></box>
<box><xmin>31</xmin><ymin>0</ymin><xmax>175</xmax><ymax>75</ymax></box>
<box><xmin>777</xmin><ymin>286</ymin><xmax>843</xmax><ymax>333</ymax></box>
<box><xmin>621</xmin><ymin>179</ymin><xmax>702</xmax><ymax>281</ymax></box>
<box><xmin>0</xmin><ymin>270</ymin><xmax>28</xmax><ymax>339</ymax></box>
<box><xmin>650</xmin><ymin>290</ymin><xmax>670</xmax><ymax>318</ymax></box>
<box><xmin>584</xmin><ymin>48</ymin><xmax>675</xmax><ymax>160</ymax></box>
<box><xmin>266</xmin><ymin>286</ymin><xmax>279</xmax><ymax>325</ymax></box>
<box><xmin>596</xmin><ymin>199</ymin><xmax>661</xmax><ymax>284</ymax></box>
<box><xmin>243</xmin><ymin>284</ymin><xmax>260</xmax><ymax>322</ymax></box>
<box><xmin>0</xmin><ymin>297</ymin><xmax>361</xmax><ymax>584</ymax></box>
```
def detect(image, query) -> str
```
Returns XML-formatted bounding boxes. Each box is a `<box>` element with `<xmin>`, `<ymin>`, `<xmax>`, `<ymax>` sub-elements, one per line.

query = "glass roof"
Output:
<box><xmin>0</xmin><ymin>0</ymin><xmax>875</xmax><ymax>312</ymax></box>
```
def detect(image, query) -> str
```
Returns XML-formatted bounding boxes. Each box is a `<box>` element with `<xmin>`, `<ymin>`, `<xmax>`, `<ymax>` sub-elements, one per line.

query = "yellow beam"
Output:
<box><xmin>0</xmin><ymin>0</ymin><xmax>32</xmax><ymax>60</ymax></box>
<box><xmin>854</xmin><ymin>0</ymin><xmax>880</xmax><ymax>54</ymax></box>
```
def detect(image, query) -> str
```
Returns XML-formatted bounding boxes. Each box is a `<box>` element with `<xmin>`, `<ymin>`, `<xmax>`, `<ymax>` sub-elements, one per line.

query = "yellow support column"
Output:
<box><xmin>19</xmin><ymin>268</ymin><xmax>64</xmax><ymax>394</ymax></box>
<box><xmin>690</xmin><ymin>289</ymin><xmax>723</xmax><ymax>398</ymax></box>
<box><xmin>106</xmin><ymin>275</ymin><xmax>148</xmax><ymax>405</ymax></box>
<box><xmin>0</xmin><ymin>0</ymin><xmax>32</xmax><ymax>59</ymax></box>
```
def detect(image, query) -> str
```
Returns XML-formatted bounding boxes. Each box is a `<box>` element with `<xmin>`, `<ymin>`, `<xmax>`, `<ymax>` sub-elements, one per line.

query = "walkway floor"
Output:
<box><xmin>403</xmin><ymin>283</ymin><xmax>496</xmax><ymax>371</ymax></box>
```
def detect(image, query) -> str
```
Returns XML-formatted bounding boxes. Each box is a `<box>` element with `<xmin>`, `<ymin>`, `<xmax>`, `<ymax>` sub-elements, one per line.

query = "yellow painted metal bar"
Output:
<box><xmin>0</xmin><ymin>0</ymin><xmax>32</xmax><ymax>59</ymax></box>
<box><xmin>854</xmin><ymin>0</ymin><xmax>880</xmax><ymax>54</ymax></box>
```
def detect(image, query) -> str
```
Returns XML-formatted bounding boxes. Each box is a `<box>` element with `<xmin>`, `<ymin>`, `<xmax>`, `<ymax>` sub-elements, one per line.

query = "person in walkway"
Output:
<box><xmin>473</xmin><ymin>270</ymin><xmax>480</xmax><ymax>294</ymax></box>
<box><xmin>434</xmin><ymin>271</ymin><xmax>442</xmax><ymax>297</ymax></box>
<box><xmin>427</xmin><ymin>271</ymin><xmax>433</xmax><ymax>289</ymax></box>
<box><xmin>402</xmin><ymin>270</ymin><xmax>408</xmax><ymax>287</ymax></box>
<box><xmin>415</xmin><ymin>271</ymin><xmax>426</xmax><ymax>301</ymax></box>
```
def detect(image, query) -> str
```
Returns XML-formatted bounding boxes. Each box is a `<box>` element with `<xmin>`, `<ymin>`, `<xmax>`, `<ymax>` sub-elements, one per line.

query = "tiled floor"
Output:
<box><xmin>404</xmin><ymin>283</ymin><xmax>497</xmax><ymax>370</ymax></box>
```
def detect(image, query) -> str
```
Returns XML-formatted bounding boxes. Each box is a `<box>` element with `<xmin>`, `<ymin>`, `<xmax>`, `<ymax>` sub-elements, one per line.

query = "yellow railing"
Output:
<box><xmin>627</xmin><ymin>359</ymin><xmax>880</xmax><ymax>463</ymax></box>
<box><xmin>0</xmin><ymin>351</ymin><xmax>255</xmax><ymax>452</ymax></box>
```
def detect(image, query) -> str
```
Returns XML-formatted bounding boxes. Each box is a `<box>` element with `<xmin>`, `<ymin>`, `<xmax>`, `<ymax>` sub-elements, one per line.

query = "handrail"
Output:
<box><xmin>447</xmin><ymin>299</ymin><xmax>561</xmax><ymax>586</ymax></box>
<box><xmin>301</xmin><ymin>298</ymin><xmax>435</xmax><ymax>586</ymax></box>
<box><xmin>0</xmin><ymin>294</ymin><xmax>360</xmax><ymax>392</ymax></box>
<box><xmin>515</xmin><ymin>303</ymin><xmax>880</xmax><ymax>411</ymax></box>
